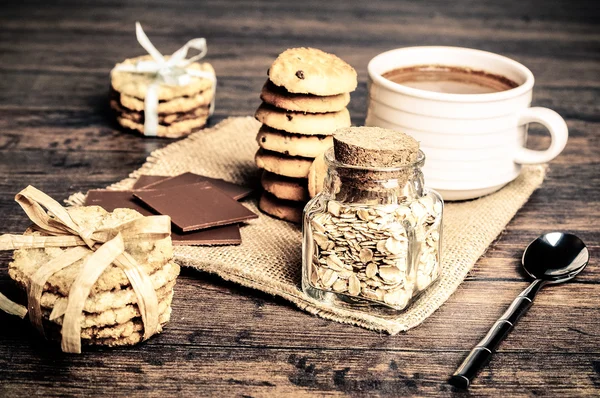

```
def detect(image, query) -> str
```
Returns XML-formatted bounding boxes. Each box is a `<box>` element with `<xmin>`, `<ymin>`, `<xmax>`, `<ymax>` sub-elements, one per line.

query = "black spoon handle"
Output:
<box><xmin>449</xmin><ymin>279</ymin><xmax>546</xmax><ymax>388</ymax></box>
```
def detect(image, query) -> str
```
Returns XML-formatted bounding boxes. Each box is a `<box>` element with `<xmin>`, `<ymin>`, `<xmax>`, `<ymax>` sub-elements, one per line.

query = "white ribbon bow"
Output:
<box><xmin>113</xmin><ymin>22</ymin><xmax>216</xmax><ymax>136</ymax></box>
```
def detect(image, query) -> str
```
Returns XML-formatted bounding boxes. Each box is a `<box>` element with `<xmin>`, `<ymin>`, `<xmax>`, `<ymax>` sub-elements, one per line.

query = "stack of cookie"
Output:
<box><xmin>110</xmin><ymin>55</ymin><xmax>215</xmax><ymax>138</ymax></box>
<box><xmin>8</xmin><ymin>206</ymin><xmax>180</xmax><ymax>348</ymax></box>
<box><xmin>255</xmin><ymin>47</ymin><xmax>357</xmax><ymax>223</ymax></box>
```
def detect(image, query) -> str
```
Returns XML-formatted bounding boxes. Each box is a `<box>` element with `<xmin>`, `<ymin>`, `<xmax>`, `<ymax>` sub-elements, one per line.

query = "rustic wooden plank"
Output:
<box><xmin>0</xmin><ymin>343</ymin><xmax>598</xmax><ymax>397</ymax></box>
<box><xmin>1</xmin><ymin>1</ymin><xmax>598</xmax><ymax>44</ymax></box>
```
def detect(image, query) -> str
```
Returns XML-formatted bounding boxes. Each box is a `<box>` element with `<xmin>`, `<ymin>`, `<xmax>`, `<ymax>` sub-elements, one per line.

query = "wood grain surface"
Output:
<box><xmin>0</xmin><ymin>0</ymin><xmax>598</xmax><ymax>396</ymax></box>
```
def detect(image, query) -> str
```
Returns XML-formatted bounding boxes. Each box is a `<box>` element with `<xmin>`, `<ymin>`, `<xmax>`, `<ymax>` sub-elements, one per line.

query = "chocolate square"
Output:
<box><xmin>85</xmin><ymin>190</ymin><xmax>153</xmax><ymax>216</ymax></box>
<box><xmin>132</xmin><ymin>175</ymin><xmax>170</xmax><ymax>189</ymax></box>
<box><xmin>133</xmin><ymin>182</ymin><xmax>257</xmax><ymax>232</ymax></box>
<box><xmin>142</xmin><ymin>172</ymin><xmax>253</xmax><ymax>200</ymax></box>
<box><xmin>171</xmin><ymin>224</ymin><xmax>241</xmax><ymax>246</ymax></box>
<box><xmin>85</xmin><ymin>190</ymin><xmax>241</xmax><ymax>246</ymax></box>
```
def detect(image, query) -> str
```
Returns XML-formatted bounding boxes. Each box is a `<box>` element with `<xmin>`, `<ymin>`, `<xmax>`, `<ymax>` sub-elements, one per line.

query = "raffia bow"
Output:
<box><xmin>0</xmin><ymin>186</ymin><xmax>171</xmax><ymax>353</ymax></box>
<box><xmin>112</xmin><ymin>22</ymin><xmax>216</xmax><ymax>136</ymax></box>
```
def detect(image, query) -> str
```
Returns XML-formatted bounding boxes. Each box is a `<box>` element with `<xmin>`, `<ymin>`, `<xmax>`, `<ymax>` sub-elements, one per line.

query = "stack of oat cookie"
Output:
<box><xmin>255</xmin><ymin>48</ymin><xmax>357</xmax><ymax>223</ymax></box>
<box><xmin>110</xmin><ymin>55</ymin><xmax>215</xmax><ymax>138</ymax></box>
<box><xmin>8</xmin><ymin>206</ymin><xmax>180</xmax><ymax>347</ymax></box>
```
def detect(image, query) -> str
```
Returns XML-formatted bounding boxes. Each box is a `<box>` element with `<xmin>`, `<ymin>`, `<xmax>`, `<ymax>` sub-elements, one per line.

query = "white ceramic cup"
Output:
<box><xmin>366</xmin><ymin>46</ymin><xmax>568</xmax><ymax>200</ymax></box>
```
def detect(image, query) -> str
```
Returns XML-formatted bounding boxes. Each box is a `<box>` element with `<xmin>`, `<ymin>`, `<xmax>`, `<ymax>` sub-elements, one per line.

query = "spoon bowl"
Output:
<box><xmin>522</xmin><ymin>232</ymin><xmax>589</xmax><ymax>283</ymax></box>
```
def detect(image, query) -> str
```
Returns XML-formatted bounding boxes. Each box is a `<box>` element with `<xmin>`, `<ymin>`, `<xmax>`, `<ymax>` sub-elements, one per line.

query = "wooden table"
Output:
<box><xmin>1</xmin><ymin>0</ymin><xmax>598</xmax><ymax>396</ymax></box>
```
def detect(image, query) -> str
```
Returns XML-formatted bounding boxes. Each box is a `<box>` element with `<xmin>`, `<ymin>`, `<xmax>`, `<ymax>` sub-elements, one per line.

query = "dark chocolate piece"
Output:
<box><xmin>85</xmin><ymin>190</ymin><xmax>241</xmax><ymax>246</ymax></box>
<box><xmin>132</xmin><ymin>175</ymin><xmax>170</xmax><ymax>189</ymax></box>
<box><xmin>143</xmin><ymin>172</ymin><xmax>253</xmax><ymax>201</ymax></box>
<box><xmin>134</xmin><ymin>182</ymin><xmax>258</xmax><ymax>232</ymax></box>
<box><xmin>171</xmin><ymin>224</ymin><xmax>241</xmax><ymax>246</ymax></box>
<box><xmin>85</xmin><ymin>190</ymin><xmax>152</xmax><ymax>216</ymax></box>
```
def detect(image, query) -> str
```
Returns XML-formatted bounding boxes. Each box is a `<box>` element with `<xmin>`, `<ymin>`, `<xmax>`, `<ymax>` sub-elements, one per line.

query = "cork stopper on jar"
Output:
<box><xmin>333</xmin><ymin>126</ymin><xmax>419</xmax><ymax>167</ymax></box>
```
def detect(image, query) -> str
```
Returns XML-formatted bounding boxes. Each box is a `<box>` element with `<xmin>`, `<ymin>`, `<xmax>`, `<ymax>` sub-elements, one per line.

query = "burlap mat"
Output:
<box><xmin>68</xmin><ymin>117</ymin><xmax>546</xmax><ymax>334</ymax></box>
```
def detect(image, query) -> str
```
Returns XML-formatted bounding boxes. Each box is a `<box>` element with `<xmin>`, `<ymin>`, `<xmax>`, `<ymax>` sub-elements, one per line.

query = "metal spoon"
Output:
<box><xmin>449</xmin><ymin>232</ymin><xmax>590</xmax><ymax>388</ymax></box>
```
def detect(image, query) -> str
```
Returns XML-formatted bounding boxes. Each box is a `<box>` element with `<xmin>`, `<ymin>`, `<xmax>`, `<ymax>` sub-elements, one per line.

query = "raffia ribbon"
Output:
<box><xmin>0</xmin><ymin>186</ymin><xmax>171</xmax><ymax>353</ymax></box>
<box><xmin>112</xmin><ymin>22</ymin><xmax>217</xmax><ymax>136</ymax></box>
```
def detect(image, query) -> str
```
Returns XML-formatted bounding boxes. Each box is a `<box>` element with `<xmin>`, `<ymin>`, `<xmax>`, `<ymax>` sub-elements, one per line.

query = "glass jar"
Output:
<box><xmin>302</xmin><ymin>148</ymin><xmax>443</xmax><ymax>315</ymax></box>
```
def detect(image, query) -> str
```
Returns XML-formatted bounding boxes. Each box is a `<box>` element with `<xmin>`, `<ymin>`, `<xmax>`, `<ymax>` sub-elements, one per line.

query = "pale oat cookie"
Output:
<box><xmin>255</xmin><ymin>103</ymin><xmax>350</xmax><ymax>136</ymax></box>
<box><xmin>119</xmin><ymin>88</ymin><xmax>214</xmax><ymax>114</ymax></box>
<box><xmin>82</xmin><ymin>305</ymin><xmax>170</xmax><ymax>340</ymax></box>
<box><xmin>261</xmin><ymin>171</ymin><xmax>308</xmax><ymax>202</ymax></box>
<box><xmin>8</xmin><ymin>206</ymin><xmax>173</xmax><ymax>297</ymax></box>
<box><xmin>155</xmin><ymin>107</ymin><xmax>209</xmax><ymax>125</ymax></box>
<box><xmin>111</xmin><ymin>55</ymin><xmax>215</xmax><ymax>101</ymax></box>
<box><xmin>255</xmin><ymin>148</ymin><xmax>313</xmax><ymax>179</ymax></box>
<box><xmin>114</xmin><ymin>104</ymin><xmax>209</xmax><ymax>125</ymax></box>
<box><xmin>308</xmin><ymin>151</ymin><xmax>328</xmax><ymax>198</ymax></box>
<box><xmin>259</xmin><ymin>192</ymin><xmax>303</xmax><ymax>224</ymax></box>
<box><xmin>83</xmin><ymin>320</ymin><xmax>171</xmax><ymax>347</ymax></box>
<box><xmin>260</xmin><ymin>80</ymin><xmax>350</xmax><ymax>113</ymax></box>
<box><xmin>10</xmin><ymin>261</ymin><xmax>180</xmax><ymax>314</ymax></box>
<box><xmin>44</xmin><ymin>287</ymin><xmax>174</xmax><ymax>329</ymax></box>
<box><xmin>85</xmin><ymin>333</ymin><xmax>152</xmax><ymax>347</ymax></box>
<box><xmin>117</xmin><ymin>115</ymin><xmax>208</xmax><ymax>138</ymax></box>
<box><xmin>110</xmin><ymin>99</ymin><xmax>209</xmax><ymax>125</ymax></box>
<box><xmin>256</xmin><ymin>125</ymin><xmax>333</xmax><ymax>158</ymax></box>
<box><xmin>268</xmin><ymin>47</ymin><xmax>357</xmax><ymax>96</ymax></box>
<box><xmin>84</xmin><ymin>332</ymin><xmax>153</xmax><ymax>347</ymax></box>
<box><xmin>44</xmin><ymin>305</ymin><xmax>172</xmax><ymax>342</ymax></box>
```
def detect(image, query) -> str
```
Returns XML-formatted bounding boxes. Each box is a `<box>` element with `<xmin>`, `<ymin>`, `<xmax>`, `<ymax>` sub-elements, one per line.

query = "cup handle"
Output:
<box><xmin>514</xmin><ymin>107</ymin><xmax>568</xmax><ymax>164</ymax></box>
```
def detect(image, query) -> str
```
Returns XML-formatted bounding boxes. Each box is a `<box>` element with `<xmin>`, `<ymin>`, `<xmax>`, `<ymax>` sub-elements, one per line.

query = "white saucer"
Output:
<box><xmin>433</xmin><ymin>182</ymin><xmax>509</xmax><ymax>201</ymax></box>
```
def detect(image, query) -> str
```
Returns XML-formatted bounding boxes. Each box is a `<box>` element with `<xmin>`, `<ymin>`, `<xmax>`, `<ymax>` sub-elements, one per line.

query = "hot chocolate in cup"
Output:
<box><xmin>366</xmin><ymin>46</ymin><xmax>568</xmax><ymax>201</ymax></box>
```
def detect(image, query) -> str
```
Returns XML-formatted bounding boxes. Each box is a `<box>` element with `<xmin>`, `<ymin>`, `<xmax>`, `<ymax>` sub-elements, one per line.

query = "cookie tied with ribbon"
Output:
<box><xmin>0</xmin><ymin>186</ymin><xmax>179</xmax><ymax>353</ymax></box>
<box><xmin>110</xmin><ymin>22</ymin><xmax>216</xmax><ymax>138</ymax></box>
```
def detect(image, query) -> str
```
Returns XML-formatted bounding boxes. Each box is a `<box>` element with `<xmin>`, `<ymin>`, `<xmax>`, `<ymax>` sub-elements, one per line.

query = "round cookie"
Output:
<box><xmin>111</xmin><ymin>55</ymin><xmax>215</xmax><ymax>101</ymax></box>
<box><xmin>44</xmin><ymin>305</ymin><xmax>172</xmax><ymax>345</ymax></box>
<box><xmin>261</xmin><ymin>171</ymin><xmax>308</xmax><ymax>202</ymax></box>
<box><xmin>111</xmin><ymin>99</ymin><xmax>209</xmax><ymax>125</ymax></box>
<box><xmin>308</xmin><ymin>152</ymin><xmax>328</xmax><ymax>198</ymax></box>
<box><xmin>268</xmin><ymin>47</ymin><xmax>357</xmax><ymax>96</ymax></box>
<box><xmin>259</xmin><ymin>192</ymin><xmax>304</xmax><ymax>224</ymax></box>
<box><xmin>83</xmin><ymin>330</ymin><xmax>161</xmax><ymax>347</ymax></box>
<box><xmin>256</xmin><ymin>125</ymin><xmax>333</xmax><ymax>157</ymax></box>
<box><xmin>45</xmin><ymin>287</ymin><xmax>174</xmax><ymax>329</ymax></box>
<box><xmin>84</xmin><ymin>332</ymin><xmax>155</xmax><ymax>347</ymax></box>
<box><xmin>117</xmin><ymin>115</ymin><xmax>208</xmax><ymax>138</ymax></box>
<box><xmin>80</xmin><ymin>305</ymin><xmax>172</xmax><ymax>340</ymax></box>
<box><xmin>255</xmin><ymin>103</ymin><xmax>350</xmax><ymax>136</ymax></box>
<box><xmin>8</xmin><ymin>206</ymin><xmax>173</xmax><ymax>297</ymax></box>
<box><xmin>255</xmin><ymin>148</ymin><xmax>313</xmax><ymax>179</ymax></box>
<box><xmin>82</xmin><ymin>318</ymin><xmax>170</xmax><ymax>348</ymax></box>
<box><xmin>119</xmin><ymin>88</ymin><xmax>214</xmax><ymax>114</ymax></box>
<box><xmin>161</xmin><ymin>107</ymin><xmax>209</xmax><ymax>124</ymax></box>
<box><xmin>260</xmin><ymin>80</ymin><xmax>350</xmax><ymax>113</ymax></box>
<box><xmin>10</xmin><ymin>261</ymin><xmax>180</xmax><ymax>314</ymax></box>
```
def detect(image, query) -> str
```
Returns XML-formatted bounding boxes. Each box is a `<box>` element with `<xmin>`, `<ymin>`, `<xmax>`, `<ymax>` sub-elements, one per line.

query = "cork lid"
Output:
<box><xmin>333</xmin><ymin>126</ymin><xmax>419</xmax><ymax>167</ymax></box>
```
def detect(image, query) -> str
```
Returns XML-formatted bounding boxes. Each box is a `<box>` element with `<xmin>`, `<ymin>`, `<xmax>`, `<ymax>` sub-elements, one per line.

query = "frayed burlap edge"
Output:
<box><xmin>67</xmin><ymin>117</ymin><xmax>546</xmax><ymax>334</ymax></box>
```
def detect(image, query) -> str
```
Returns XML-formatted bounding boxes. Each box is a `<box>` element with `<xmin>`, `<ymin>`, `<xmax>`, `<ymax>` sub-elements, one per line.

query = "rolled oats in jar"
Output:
<box><xmin>302</xmin><ymin>127</ymin><xmax>443</xmax><ymax>314</ymax></box>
